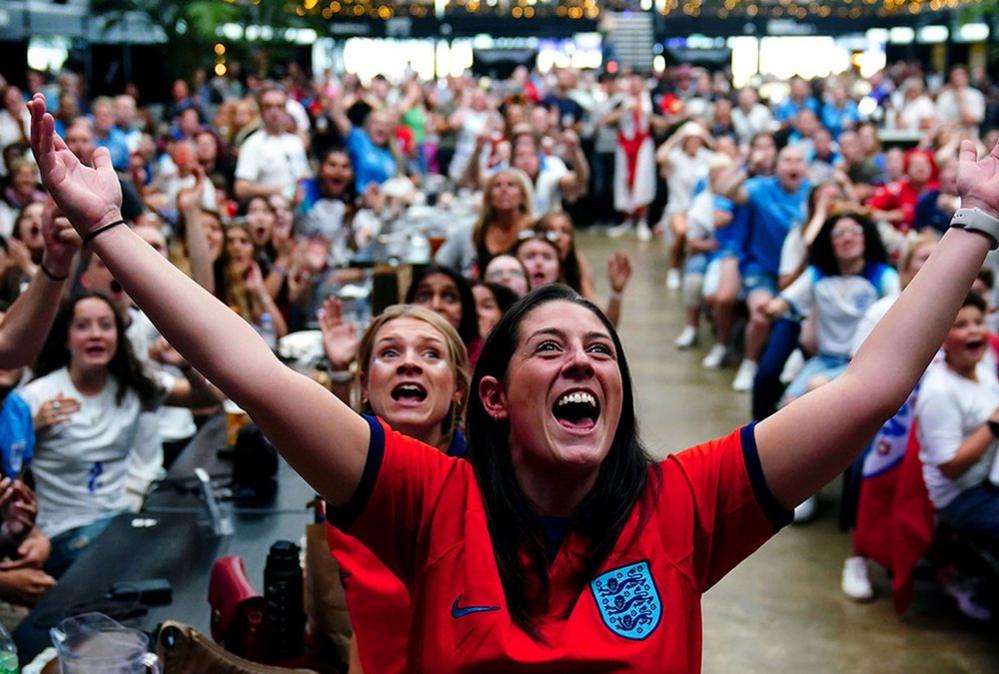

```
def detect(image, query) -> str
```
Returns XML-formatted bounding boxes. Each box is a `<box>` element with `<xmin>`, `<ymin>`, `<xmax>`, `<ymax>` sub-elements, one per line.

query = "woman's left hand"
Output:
<box><xmin>607</xmin><ymin>251</ymin><xmax>633</xmax><ymax>294</ymax></box>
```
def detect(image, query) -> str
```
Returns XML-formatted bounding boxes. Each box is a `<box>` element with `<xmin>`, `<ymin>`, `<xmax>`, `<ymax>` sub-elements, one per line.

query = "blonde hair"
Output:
<box><xmin>898</xmin><ymin>230</ymin><xmax>940</xmax><ymax>278</ymax></box>
<box><xmin>473</xmin><ymin>168</ymin><xmax>535</xmax><ymax>252</ymax></box>
<box><xmin>358</xmin><ymin>304</ymin><xmax>470</xmax><ymax>440</ymax></box>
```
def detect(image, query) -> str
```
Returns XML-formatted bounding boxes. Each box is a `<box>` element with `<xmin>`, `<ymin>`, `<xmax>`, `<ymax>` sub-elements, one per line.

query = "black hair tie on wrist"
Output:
<box><xmin>39</xmin><ymin>261</ymin><xmax>68</xmax><ymax>282</ymax></box>
<box><xmin>82</xmin><ymin>219</ymin><xmax>127</xmax><ymax>247</ymax></box>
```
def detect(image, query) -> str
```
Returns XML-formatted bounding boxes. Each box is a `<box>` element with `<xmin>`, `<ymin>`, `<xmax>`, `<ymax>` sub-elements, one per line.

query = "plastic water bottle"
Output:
<box><xmin>0</xmin><ymin>622</ymin><xmax>18</xmax><ymax>673</ymax></box>
<box><xmin>259</xmin><ymin>313</ymin><xmax>277</xmax><ymax>351</ymax></box>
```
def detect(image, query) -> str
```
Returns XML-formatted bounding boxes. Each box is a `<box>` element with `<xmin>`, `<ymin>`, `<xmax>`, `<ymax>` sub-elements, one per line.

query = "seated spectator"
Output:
<box><xmin>674</xmin><ymin>156</ymin><xmax>736</xmax><ymax>351</ymax></box>
<box><xmin>435</xmin><ymin>168</ymin><xmax>534</xmax><ymax>278</ymax></box>
<box><xmin>916</xmin><ymin>292</ymin><xmax>999</xmax><ymax>618</ymax></box>
<box><xmin>234</xmin><ymin>85</ymin><xmax>310</xmax><ymax>201</ymax></box>
<box><xmin>21</xmin><ymin>293</ymin><xmax>221</xmax><ymax>577</ymax></box>
<box><xmin>472</xmin><ymin>282</ymin><xmax>519</xmax><ymax>339</ymax></box>
<box><xmin>765</xmin><ymin>212</ymin><xmax>899</xmax><ymax>522</ymax></box>
<box><xmin>867</xmin><ymin>149</ymin><xmax>938</xmax><ymax>233</ymax></box>
<box><xmin>321</xmin><ymin>303</ymin><xmax>470</xmax><ymax>674</ymax></box>
<box><xmin>914</xmin><ymin>156</ymin><xmax>960</xmax><ymax>234</ymax></box>
<box><xmin>482</xmin><ymin>254</ymin><xmax>529</xmax><ymax>296</ymax></box>
<box><xmin>214</xmin><ymin>222</ymin><xmax>288</xmax><ymax>339</ymax></box>
<box><xmin>512</xmin><ymin>229</ymin><xmax>562</xmax><ymax>291</ymax></box>
<box><xmin>718</xmin><ymin>145</ymin><xmax>812</xmax><ymax>392</ymax></box>
<box><xmin>296</xmin><ymin>148</ymin><xmax>359</xmax><ymax>241</ymax></box>
<box><xmin>1</xmin><ymin>159</ymin><xmax>46</xmax><ymax>232</ymax></box>
<box><xmin>891</xmin><ymin>77</ymin><xmax>937</xmax><ymax>132</ymax></box>
<box><xmin>405</xmin><ymin>265</ymin><xmax>483</xmax><ymax>366</ymax></box>
<box><xmin>0</xmin><ymin>478</ymin><xmax>54</xmax><ymax>619</ymax></box>
<box><xmin>0</xmin><ymin>203</ymin><xmax>45</xmax><ymax>301</ymax></box>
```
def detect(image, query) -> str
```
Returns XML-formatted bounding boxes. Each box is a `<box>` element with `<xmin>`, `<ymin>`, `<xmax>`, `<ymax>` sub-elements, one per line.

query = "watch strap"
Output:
<box><xmin>950</xmin><ymin>208</ymin><xmax>999</xmax><ymax>250</ymax></box>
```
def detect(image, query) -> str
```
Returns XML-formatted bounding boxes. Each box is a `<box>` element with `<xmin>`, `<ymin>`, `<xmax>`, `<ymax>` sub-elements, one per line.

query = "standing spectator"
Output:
<box><xmin>234</xmin><ymin>85</ymin><xmax>310</xmax><ymax>201</ymax></box>
<box><xmin>606</xmin><ymin>74</ymin><xmax>657</xmax><ymax>241</ymax></box>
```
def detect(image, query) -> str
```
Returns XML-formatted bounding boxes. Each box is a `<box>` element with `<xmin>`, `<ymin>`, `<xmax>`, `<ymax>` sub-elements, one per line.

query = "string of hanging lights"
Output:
<box><xmin>296</xmin><ymin>0</ymin><xmax>981</xmax><ymax>20</ymax></box>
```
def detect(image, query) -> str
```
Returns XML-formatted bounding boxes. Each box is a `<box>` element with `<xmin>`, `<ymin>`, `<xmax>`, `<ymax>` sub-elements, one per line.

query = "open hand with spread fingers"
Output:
<box><xmin>958</xmin><ymin>139</ymin><xmax>999</xmax><ymax>218</ymax></box>
<box><xmin>28</xmin><ymin>94</ymin><xmax>122</xmax><ymax>237</ymax></box>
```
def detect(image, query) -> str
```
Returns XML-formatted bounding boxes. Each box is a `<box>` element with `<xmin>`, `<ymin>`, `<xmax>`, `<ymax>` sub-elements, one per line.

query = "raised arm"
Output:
<box><xmin>755</xmin><ymin>139</ymin><xmax>998</xmax><ymax>509</ymax></box>
<box><xmin>27</xmin><ymin>95</ymin><xmax>369</xmax><ymax>507</ymax></box>
<box><xmin>0</xmin><ymin>205</ymin><xmax>78</xmax><ymax>368</ymax></box>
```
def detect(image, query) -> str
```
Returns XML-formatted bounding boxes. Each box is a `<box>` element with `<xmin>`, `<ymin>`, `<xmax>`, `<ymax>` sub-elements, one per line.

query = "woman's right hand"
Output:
<box><xmin>33</xmin><ymin>394</ymin><xmax>80</xmax><ymax>431</ymax></box>
<box><xmin>318</xmin><ymin>297</ymin><xmax>358</xmax><ymax>372</ymax></box>
<box><xmin>28</xmin><ymin>95</ymin><xmax>123</xmax><ymax>237</ymax></box>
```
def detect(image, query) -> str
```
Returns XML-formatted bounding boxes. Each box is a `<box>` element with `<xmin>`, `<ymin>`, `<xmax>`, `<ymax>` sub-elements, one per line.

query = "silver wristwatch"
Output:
<box><xmin>950</xmin><ymin>207</ymin><xmax>999</xmax><ymax>250</ymax></box>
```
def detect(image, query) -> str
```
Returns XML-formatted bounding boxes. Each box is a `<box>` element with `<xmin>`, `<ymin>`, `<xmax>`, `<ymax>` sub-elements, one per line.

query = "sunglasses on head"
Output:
<box><xmin>516</xmin><ymin>229</ymin><xmax>560</xmax><ymax>244</ymax></box>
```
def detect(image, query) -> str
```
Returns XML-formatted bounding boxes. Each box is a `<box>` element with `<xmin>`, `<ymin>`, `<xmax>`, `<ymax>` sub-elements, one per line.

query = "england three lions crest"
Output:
<box><xmin>590</xmin><ymin>561</ymin><xmax>662</xmax><ymax>640</ymax></box>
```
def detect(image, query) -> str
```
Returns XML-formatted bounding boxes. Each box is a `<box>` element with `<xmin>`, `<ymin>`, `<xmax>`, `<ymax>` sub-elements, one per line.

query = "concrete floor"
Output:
<box><xmin>578</xmin><ymin>230</ymin><xmax>999</xmax><ymax>674</ymax></box>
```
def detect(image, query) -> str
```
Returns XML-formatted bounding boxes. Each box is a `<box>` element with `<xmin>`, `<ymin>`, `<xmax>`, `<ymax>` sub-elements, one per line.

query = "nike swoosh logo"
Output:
<box><xmin>451</xmin><ymin>595</ymin><xmax>500</xmax><ymax>619</ymax></box>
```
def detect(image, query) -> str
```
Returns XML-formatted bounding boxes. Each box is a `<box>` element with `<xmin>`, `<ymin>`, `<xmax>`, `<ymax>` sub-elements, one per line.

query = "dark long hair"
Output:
<box><xmin>405</xmin><ymin>265</ymin><xmax>480</xmax><ymax>346</ymax></box>
<box><xmin>809</xmin><ymin>211</ymin><xmax>887</xmax><ymax>278</ymax></box>
<box><xmin>466</xmin><ymin>284</ymin><xmax>655</xmax><ymax>639</ymax></box>
<box><xmin>33</xmin><ymin>292</ymin><xmax>161</xmax><ymax>408</ymax></box>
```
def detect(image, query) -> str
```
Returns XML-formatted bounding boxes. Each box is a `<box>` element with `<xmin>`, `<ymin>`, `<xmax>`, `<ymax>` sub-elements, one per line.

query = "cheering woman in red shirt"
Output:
<box><xmin>27</xmin><ymin>94</ymin><xmax>999</xmax><ymax>672</ymax></box>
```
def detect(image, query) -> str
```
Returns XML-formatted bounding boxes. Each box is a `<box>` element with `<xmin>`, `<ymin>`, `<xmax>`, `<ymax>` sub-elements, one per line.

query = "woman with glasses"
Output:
<box><xmin>764</xmin><ymin>212</ymin><xmax>898</xmax><ymax>407</ymax></box>
<box><xmin>482</xmin><ymin>254</ymin><xmax>529</xmax><ymax>296</ymax></box>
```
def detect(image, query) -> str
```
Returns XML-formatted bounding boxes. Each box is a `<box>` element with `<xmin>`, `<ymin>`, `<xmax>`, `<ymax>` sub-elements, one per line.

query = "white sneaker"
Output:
<box><xmin>636</xmin><ymin>221</ymin><xmax>652</xmax><ymax>242</ymax></box>
<box><xmin>841</xmin><ymin>556</ymin><xmax>875</xmax><ymax>601</ymax></box>
<box><xmin>702</xmin><ymin>343</ymin><xmax>727</xmax><ymax>369</ymax></box>
<box><xmin>780</xmin><ymin>348</ymin><xmax>806</xmax><ymax>384</ymax></box>
<box><xmin>674</xmin><ymin>326</ymin><xmax>698</xmax><ymax>349</ymax></box>
<box><xmin>606</xmin><ymin>222</ymin><xmax>631</xmax><ymax>239</ymax></box>
<box><xmin>732</xmin><ymin>359</ymin><xmax>757</xmax><ymax>392</ymax></box>
<box><xmin>666</xmin><ymin>268</ymin><xmax>681</xmax><ymax>290</ymax></box>
<box><xmin>793</xmin><ymin>495</ymin><xmax>818</xmax><ymax>524</ymax></box>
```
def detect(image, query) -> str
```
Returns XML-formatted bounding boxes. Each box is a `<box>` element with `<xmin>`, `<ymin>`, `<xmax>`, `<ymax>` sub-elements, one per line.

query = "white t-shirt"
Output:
<box><xmin>916</xmin><ymin>361</ymin><xmax>999</xmax><ymax>509</ymax></box>
<box><xmin>234</xmin><ymin>129</ymin><xmax>310</xmax><ymax>198</ymax></box>
<box><xmin>665</xmin><ymin>147</ymin><xmax>713</xmax><ymax>215</ymax></box>
<box><xmin>778</xmin><ymin>226</ymin><xmax>807</xmax><ymax>279</ymax></box>
<box><xmin>20</xmin><ymin>368</ymin><xmax>170</xmax><ymax>538</ymax></box>
<box><xmin>781</xmin><ymin>263</ymin><xmax>900</xmax><ymax>357</ymax></box>
<box><xmin>127</xmin><ymin>308</ymin><xmax>196</xmax><ymax>443</ymax></box>
<box><xmin>935</xmin><ymin>87</ymin><xmax>986</xmax><ymax>132</ymax></box>
<box><xmin>533</xmin><ymin>155</ymin><xmax>568</xmax><ymax>216</ymax></box>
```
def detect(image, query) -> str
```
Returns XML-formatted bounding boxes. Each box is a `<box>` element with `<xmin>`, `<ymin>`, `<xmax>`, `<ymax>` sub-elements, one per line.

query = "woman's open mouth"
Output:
<box><xmin>391</xmin><ymin>382</ymin><xmax>428</xmax><ymax>407</ymax></box>
<box><xmin>552</xmin><ymin>390</ymin><xmax>600</xmax><ymax>432</ymax></box>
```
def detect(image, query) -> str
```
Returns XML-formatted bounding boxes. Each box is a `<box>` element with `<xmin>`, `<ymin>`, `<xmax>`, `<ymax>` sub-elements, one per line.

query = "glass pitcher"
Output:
<box><xmin>50</xmin><ymin>613</ymin><xmax>160</xmax><ymax>674</ymax></box>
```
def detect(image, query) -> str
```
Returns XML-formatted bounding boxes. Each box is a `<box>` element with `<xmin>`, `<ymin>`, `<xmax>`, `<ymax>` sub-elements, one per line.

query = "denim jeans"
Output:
<box><xmin>752</xmin><ymin>317</ymin><xmax>801</xmax><ymax>421</ymax></box>
<box><xmin>44</xmin><ymin>515</ymin><xmax>116</xmax><ymax>579</ymax></box>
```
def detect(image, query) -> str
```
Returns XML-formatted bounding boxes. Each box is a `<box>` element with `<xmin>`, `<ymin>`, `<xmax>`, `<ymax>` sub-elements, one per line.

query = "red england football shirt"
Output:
<box><xmin>328</xmin><ymin>416</ymin><xmax>791</xmax><ymax>673</ymax></box>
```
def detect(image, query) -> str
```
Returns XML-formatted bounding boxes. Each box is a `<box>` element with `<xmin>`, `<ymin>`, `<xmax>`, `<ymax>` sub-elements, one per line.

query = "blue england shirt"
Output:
<box><xmin>744</xmin><ymin>175</ymin><xmax>811</xmax><ymax>276</ymax></box>
<box><xmin>346</xmin><ymin>127</ymin><xmax>398</xmax><ymax>192</ymax></box>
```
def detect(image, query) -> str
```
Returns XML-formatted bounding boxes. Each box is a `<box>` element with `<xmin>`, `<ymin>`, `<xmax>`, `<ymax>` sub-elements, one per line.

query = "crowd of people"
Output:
<box><xmin>0</xmin><ymin>49</ymin><xmax>998</xmax><ymax>670</ymax></box>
